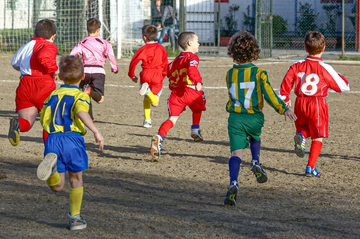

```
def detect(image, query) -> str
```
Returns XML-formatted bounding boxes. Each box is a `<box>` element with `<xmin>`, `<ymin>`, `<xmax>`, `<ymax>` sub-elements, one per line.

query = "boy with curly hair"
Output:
<box><xmin>224</xmin><ymin>31</ymin><xmax>297</xmax><ymax>206</ymax></box>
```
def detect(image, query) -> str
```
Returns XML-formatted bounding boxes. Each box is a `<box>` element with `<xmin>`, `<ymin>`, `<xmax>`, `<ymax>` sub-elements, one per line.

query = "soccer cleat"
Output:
<box><xmin>224</xmin><ymin>180</ymin><xmax>238</xmax><ymax>206</ymax></box>
<box><xmin>251</xmin><ymin>161</ymin><xmax>268</xmax><ymax>183</ymax></box>
<box><xmin>83</xmin><ymin>84</ymin><xmax>92</xmax><ymax>96</ymax></box>
<box><xmin>139</xmin><ymin>82</ymin><xmax>150</xmax><ymax>96</ymax></box>
<box><xmin>68</xmin><ymin>213</ymin><xmax>87</xmax><ymax>231</ymax></box>
<box><xmin>37</xmin><ymin>153</ymin><xmax>57</xmax><ymax>181</ymax></box>
<box><xmin>8</xmin><ymin>117</ymin><xmax>20</xmax><ymax>146</ymax></box>
<box><xmin>305</xmin><ymin>166</ymin><xmax>320</xmax><ymax>177</ymax></box>
<box><xmin>143</xmin><ymin>119</ymin><xmax>152</xmax><ymax>128</ymax></box>
<box><xmin>294</xmin><ymin>133</ymin><xmax>306</xmax><ymax>158</ymax></box>
<box><xmin>150</xmin><ymin>135</ymin><xmax>162</xmax><ymax>162</ymax></box>
<box><xmin>191</xmin><ymin>129</ymin><xmax>204</xmax><ymax>142</ymax></box>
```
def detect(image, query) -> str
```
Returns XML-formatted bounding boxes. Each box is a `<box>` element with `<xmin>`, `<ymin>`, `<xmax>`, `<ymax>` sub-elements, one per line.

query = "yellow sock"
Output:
<box><xmin>147</xmin><ymin>92</ymin><xmax>159</xmax><ymax>106</ymax></box>
<box><xmin>46</xmin><ymin>172</ymin><xmax>61</xmax><ymax>187</ymax></box>
<box><xmin>143</xmin><ymin>97</ymin><xmax>151</xmax><ymax>120</ymax></box>
<box><xmin>69</xmin><ymin>186</ymin><xmax>84</xmax><ymax>216</ymax></box>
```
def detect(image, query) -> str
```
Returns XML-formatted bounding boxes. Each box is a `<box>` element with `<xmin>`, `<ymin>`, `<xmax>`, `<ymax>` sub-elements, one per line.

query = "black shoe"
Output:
<box><xmin>224</xmin><ymin>181</ymin><xmax>238</xmax><ymax>206</ymax></box>
<box><xmin>251</xmin><ymin>161</ymin><xmax>268</xmax><ymax>183</ymax></box>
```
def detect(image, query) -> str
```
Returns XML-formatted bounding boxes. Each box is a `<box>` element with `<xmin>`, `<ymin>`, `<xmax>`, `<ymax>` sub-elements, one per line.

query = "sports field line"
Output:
<box><xmin>1</xmin><ymin>80</ymin><xmax>357</xmax><ymax>94</ymax></box>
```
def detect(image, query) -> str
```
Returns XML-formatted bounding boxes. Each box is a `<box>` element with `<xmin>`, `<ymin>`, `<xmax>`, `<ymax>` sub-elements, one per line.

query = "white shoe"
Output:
<box><xmin>143</xmin><ymin>119</ymin><xmax>152</xmax><ymax>128</ymax></box>
<box><xmin>68</xmin><ymin>213</ymin><xmax>87</xmax><ymax>230</ymax></box>
<box><xmin>191</xmin><ymin>128</ymin><xmax>204</xmax><ymax>142</ymax></box>
<box><xmin>139</xmin><ymin>82</ymin><xmax>150</xmax><ymax>96</ymax></box>
<box><xmin>37</xmin><ymin>153</ymin><xmax>57</xmax><ymax>181</ymax></box>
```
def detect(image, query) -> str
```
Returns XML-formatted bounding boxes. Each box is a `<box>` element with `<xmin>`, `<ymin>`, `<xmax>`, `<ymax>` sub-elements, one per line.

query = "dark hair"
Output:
<box><xmin>142</xmin><ymin>24</ymin><xmax>158</xmax><ymax>41</ymax></box>
<box><xmin>59</xmin><ymin>55</ymin><xmax>84</xmax><ymax>84</ymax></box>
<box><xmin>227</xmin><ymin>31</ymin><xmax>260</xmax><ymax>63</ymax></box>
<box><xmin>304</xmin><ymin>31</ymin><xmax>325</xmax><ymax>55</ymax></box>
<box><xmin>87</xmin><ymin>18</ymin><xmax>101</xmax><ymax>34</ymax></box>
<box><xmin>178</xmin><ymin>32</ymin><xmax>196</xmax><ymax>50</ymax></box>
<box><xmin>34</xmin><ymin>19</ymin><xmax>56</xmax><ymax>39</ymax></box>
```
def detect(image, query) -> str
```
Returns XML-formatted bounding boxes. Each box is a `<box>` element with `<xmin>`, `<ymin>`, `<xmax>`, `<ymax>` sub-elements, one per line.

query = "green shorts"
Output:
<box><xmin>228</xmin><ymin>112</ymin><xmax>264</xmax><ymax>152</ymax></box>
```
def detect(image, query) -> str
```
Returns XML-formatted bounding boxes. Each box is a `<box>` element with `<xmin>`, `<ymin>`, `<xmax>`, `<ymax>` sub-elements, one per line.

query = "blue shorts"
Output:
<box><xmin>44</xmin><ymin>132</ymin><xmax>88</xmax><ymax>173</ymax></box>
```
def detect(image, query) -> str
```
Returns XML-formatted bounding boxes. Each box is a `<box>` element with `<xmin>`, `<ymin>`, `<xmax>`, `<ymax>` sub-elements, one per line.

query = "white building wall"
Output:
<box><xmin>0</xmin><ymin>0</ymin><xmax>32</xmax><ymax>29</ymax></box>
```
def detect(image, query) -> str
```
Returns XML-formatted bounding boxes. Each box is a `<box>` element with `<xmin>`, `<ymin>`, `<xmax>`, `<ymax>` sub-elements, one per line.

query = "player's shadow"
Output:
<box><xmin>90</xmin><ymin>119</ymin><xmax>142</xmax><ymax>128</ymax></box>
<box><xmin>0</xmin><ymin>110</ymin><xmax>17</xmax><ymax>118</ymax></box>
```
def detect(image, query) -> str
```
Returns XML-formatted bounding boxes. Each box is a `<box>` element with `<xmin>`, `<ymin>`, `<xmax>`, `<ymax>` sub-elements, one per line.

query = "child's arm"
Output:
<box><xmin>105</xmin><ymin>41</ymin><xmax>119</xmax><ymax>74</ymax></box>
<box><xmin>261</xmin><ymin>70</ymin><xmax>290</xmax><ymax>116</ymax></box>
<box><xmin>128</xmin><ymin>48</ymin><xmax>144</xmax><ymax>81</ymax></box>
<box><xmin>322</xmin><ymin>64</ymin><xmax>350</xmax><ymax>93</ymax></box>
<box><xmin>284</xmin><ymin>109</ymin><xmax>297</xmax><ymax>121</ymax></box>
<box><xmin>162</xmin><ymin>48</ymin><xmax>169</xmax><ymax>77</ymax></box>
<box><xmin>279</xmin><ymin>65</ymin><xmax>297</xmax><ymax>106</ymax></box>
<box><xmin>187</xmin><ymin>54</ymin><xmax>203</xmax><ymax>88</ymax></box>
<box><xmin>78</xmin><ymin>111</ymin><xmax>104</xmax><ymax>150</ymax></box>
<box><xmin>38</xmin><ymin>44</ymin><xmax>59</xmax><ymax>77</ymax></box>
<box><xmin>70</xmin><ymin>43</ymin><xmax>83</xmax><ymax>57</ymax></box>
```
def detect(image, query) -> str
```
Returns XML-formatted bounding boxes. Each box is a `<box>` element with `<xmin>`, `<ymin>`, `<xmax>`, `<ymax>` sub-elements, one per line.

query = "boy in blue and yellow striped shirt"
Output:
<box><xmin>37</xmin><ymin>55</ymin><xmax>104</xmax><ymax>230</ymax></box>
<box><xmin>224</xmin><ymin>31</ymin><xmax>297</xmax><ymax>206</ymax></box>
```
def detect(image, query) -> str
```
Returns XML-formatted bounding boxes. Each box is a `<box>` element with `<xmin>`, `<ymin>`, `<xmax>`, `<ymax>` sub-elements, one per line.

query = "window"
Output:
<box><xmin>321</xmin><ymin>0</ymin><xmax>352</xmax><ymax>3</ymax></box>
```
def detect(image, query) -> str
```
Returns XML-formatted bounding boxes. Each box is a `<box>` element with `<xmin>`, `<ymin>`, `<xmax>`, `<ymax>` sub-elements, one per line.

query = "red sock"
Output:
<box><xmin>42</xmin><ymin>130</ymin><xmax>49</xmax><ymax>144</ymax></box>
<box><xmin>192</xmin><ymin>111</ymin><xmax>202</xmax><ymax>125</ymax></box>
<box><xmin>18</xmin><ymin>118</ymin><xmax>31</xmax><ymax>132</ymax></box>
<box><xmin>307</xmin><ymin>140</ymin><xmax>323</xmax><ymax>169</ymax></box>
<box><xmin>158</xmin><ymin>119</ymin><xmax>174</xmax><ymax>138</ymax></box>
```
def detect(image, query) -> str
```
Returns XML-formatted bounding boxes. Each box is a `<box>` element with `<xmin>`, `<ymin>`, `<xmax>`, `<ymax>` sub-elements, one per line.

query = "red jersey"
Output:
<box><xmin>280</xmin><ymin>56</ymin><xmax>350</xmax><ymax>139</ymax></box>
<box><xmin>11</xmin><ymin>37</ymin><xmax>58</xmax><ymax>79</ymax></box>
<box><xmin>128</xmin><ymin>42</ymin><xmax>168</xmax><ymax>79</ymax></box>
<box><xmin>168</xmin><ymin>51</ymin><xmax>202</xmax><ymax>89</ymax></box>
<box><xmin>279</xmin><ymin>56</ymin><xmax>349</xmax><ymax>103</ymax></box>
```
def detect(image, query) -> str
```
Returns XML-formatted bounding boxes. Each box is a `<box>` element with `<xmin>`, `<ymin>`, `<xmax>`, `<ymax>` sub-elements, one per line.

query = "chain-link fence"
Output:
<box><xmin>0</xmin><ymin>0</ymin><xmax>357</xmax><ymax>58</ymax></box>
<box><xmin>272</xmin><ymin>0</ymin><xmax>356</xmax><ymax>50</ymax></box>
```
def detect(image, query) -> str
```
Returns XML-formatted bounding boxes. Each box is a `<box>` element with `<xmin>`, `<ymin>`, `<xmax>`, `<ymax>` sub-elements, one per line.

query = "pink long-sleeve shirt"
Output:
<box><xmin>70</xmin><ymin>36</ymin><xmax>118</xmax><ymax>74</ymax></box>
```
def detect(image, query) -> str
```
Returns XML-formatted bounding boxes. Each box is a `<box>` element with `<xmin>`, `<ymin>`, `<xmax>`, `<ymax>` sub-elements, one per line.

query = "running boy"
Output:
<box><xmin>279</xmin><ymin>31</ymin><xmax>350</xmax><ymax>177</ymax></box>
<box><xmin>8</xmin><ymin>19</ymin><xmax>58</xmax><ymax>146</ymax></box>
<box><xmin>150</xmin><ymin>31</ymin><xmax>206</xmax><ymax>161</ymax></box>
<box><xmin>36</xmin><ymin>55</ymin><xmax>104</xmax><ymax>230</ymax></box>
<box><xmin>128</xmin><ymin>24</ymin><xmax>168</xmax><ymax>128</ymax></box>
<box><xmin>224</xmin><ymin>31</ymin><xmax>297</xmax><ymax>206</ymax></box>
<box><xmin>70</xmin><ymin>18</ymin><xmax>118</xmax><ymax>120</ymax></box>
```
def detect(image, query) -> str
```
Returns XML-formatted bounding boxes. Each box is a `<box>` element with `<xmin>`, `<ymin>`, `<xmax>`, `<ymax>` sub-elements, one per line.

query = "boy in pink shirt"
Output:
<box><xmin>71</xmin><ymin>18</ymin><xmax>118</xmax><ymax>120</ymax></box>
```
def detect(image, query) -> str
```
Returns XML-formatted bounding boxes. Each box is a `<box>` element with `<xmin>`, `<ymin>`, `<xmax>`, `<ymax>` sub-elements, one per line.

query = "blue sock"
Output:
<box><xmin>250</xmin><ymin>139</ymin><xmax>261</xmax><ymax>163</ymax></box>
<box><xmin>228</xmin><ymin>156</ymin><xmax>241</xmax><ymax>183</ymax></box>
<box><xmin>191</xmin><ymin>124</ymin><xmax>199</xmax><ymax>129</ymax></box>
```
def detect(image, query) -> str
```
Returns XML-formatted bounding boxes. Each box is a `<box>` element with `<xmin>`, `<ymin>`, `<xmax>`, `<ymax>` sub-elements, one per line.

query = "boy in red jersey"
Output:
<box><xmin>223</xmin><ymin>31</ymin><xmax>297</xmax><ymax>206</ymax></box>
<box><xmin>71</xmin><ymin>18</ymin><xmax>118</xmax><ymax>120</ymax></box>
<box><xmin>8</xmin><ymin>19</ymin><xmax>59</xmax><ymax>146</ymax></box>
<box><xmin>128</xmin><ymin>24</ymin><xmax>168</xmax><ymax>128</ymax></box>
<box><xmin>150</xmin><ymin>31</ymin><xmax>206</xmax><ymax>161</ymax></box>
<box><xmin>279</xmin><ymin>31</ymin><xmax>350</xmax><ymax>177</ymax></box>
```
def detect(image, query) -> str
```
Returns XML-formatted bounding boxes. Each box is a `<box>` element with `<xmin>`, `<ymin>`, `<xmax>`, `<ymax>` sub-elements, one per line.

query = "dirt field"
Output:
<box><xmin>1</xmin><ymin>53</ymin><xmax>359</xmax><ymax>239</ymax></box>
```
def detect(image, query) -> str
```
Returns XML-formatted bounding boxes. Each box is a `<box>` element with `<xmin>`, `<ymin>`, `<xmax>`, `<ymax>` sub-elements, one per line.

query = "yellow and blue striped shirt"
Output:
<box><xmin>226</xmin><ymin>63</ymin><xmax>288</xmax><ymax>114</ymax></box>
<box><xmin>40</xmin><ymin>85</ymin><xmax>91</xmax><ymax>135</ymax></box>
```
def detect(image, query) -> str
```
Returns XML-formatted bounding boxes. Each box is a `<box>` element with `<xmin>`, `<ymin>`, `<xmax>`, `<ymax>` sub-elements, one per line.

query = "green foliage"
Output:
<box><xmin>164</xmin><ymin>45</ymin><xmax>181</xmax><ymax>57</ymax></box>
<box><xmin>321</xmin><ymin>5</ymin><xmax>337</xmax><ymax>36</ymax></box>
<box><xmin>221</xmin><ymin>4</ymin><xmax>240</xmax><ymax>37</ymax></box>
<box><xmin>297</xmin><ymin>2</ymin><xmax>318</xmax><ymax>36</ymax></box>
<box><xmin>272</xmin><ymin>15</ymin><xmax>288</xmax><ymax>36</ymax></box>
<box><xmin>339</xmin><ymin>55</ymin><xmax>360</xmax><ymax>61</ymax></box>
<box><xmin>242</xmin><ymin>5</ymin><xmax>254</xmax><ymax>32</ymax></box>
